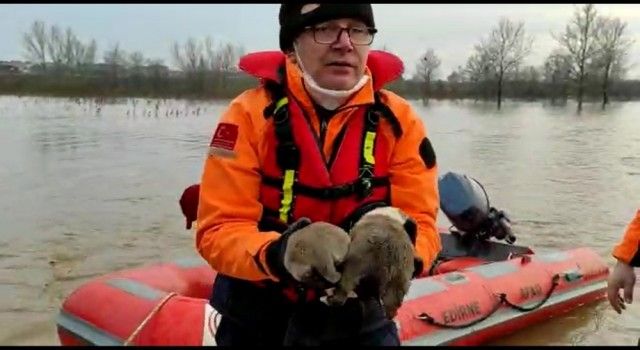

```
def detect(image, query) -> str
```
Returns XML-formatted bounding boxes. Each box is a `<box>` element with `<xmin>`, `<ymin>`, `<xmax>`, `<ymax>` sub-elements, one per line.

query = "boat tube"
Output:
<box><xmin>56</xmin><ymin>172</ymin><xmax>609</xmax><ymax>346</ymax></box>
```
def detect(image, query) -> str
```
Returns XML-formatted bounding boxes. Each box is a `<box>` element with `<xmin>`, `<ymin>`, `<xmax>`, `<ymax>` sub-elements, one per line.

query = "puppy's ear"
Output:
<box><xmin>403</xmin><ymin>217</ymin><xmax>418</xmax><ymax>245</ymax></box>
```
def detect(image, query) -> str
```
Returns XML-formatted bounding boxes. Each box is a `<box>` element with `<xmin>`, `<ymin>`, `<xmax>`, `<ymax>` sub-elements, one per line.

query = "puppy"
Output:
<box><xmin>284</xmin><ymin>221</ymin><xmax>351</xmax><ymax>290</ymax></box>
<box><xmin>326</xmin><ymin>206</ymin><xmax>416</xmax><ymax>319</ymax></box>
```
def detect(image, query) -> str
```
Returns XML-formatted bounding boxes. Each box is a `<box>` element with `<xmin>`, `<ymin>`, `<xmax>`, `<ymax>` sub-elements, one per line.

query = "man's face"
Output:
<box><xmin>293</xmin><ymin>18</ymin><xmax>373</xmax><ymax>91</ymax></box>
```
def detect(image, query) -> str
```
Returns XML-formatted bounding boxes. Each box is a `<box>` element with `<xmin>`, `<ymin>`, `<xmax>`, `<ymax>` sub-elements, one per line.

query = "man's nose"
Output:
<box><xmin>332</xmin><ymin>29</ymin><xmax>354</xmax><ymax>50</ymax></box>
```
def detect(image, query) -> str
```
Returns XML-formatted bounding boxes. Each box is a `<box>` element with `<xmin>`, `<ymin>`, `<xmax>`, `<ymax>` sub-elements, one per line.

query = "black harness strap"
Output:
<box><xmin>261</xmin><ymin>175</ymin><xmax>390</xmax><ymax>200</ymax></box>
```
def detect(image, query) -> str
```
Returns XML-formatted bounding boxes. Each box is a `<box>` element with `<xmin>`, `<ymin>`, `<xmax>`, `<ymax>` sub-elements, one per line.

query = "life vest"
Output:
<box><xmin>237</xmin><ymin>50</ymin><xmax>405</xmax><ymax>233</ymax></box>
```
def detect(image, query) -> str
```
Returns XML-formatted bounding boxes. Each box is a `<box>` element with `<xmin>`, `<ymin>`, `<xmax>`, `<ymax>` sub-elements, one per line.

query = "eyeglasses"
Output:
<box><xmin>304</xmin><ymin>25</ymin><xmax>377</xmax><ymax>46</ymax></box>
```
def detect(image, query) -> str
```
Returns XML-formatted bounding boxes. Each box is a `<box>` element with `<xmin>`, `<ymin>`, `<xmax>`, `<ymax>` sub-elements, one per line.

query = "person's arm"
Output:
<box><xmin>613</xmin><ymin>210</ymin><xmax>640</xmax><ymax>267</ymax></box>
<box><xmin>387</xmin><ymin>100</ymin><xmax>441</xmax><ymax>274</ymax></box>
<box><xmin>196</xmin><ymin>91</ymin><xmax>281</xmax><ymax>282</ymax></box>
<box><xmin>607</xmin><ymin>210</ymin><xmax>640</xmax><ymax>313</ymax></box>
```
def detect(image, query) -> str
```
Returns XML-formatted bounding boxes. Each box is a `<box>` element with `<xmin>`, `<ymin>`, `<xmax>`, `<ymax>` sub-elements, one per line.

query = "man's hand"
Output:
<box><xmin>607</xmin><ymin>259</ymin><xmax>636</xmax><ymax>314</ymax></box>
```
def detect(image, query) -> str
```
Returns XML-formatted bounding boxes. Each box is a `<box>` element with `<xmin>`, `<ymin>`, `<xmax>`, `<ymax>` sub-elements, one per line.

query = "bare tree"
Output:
<box><xmin>553</xmin><ymin>4</ymin><xmax>600</xmax><ymax>112</ymax></box>
<box><xmin>517</xmin><ymin>65</ymin><xmax>540</xmax><ymax>98</ymax></box>
<box><xmin>447</xmin><ymin>68</ymin><xmax>463</xmax><ymax>85</ymax></box>
<box><xmin>103</xmin><ymin>43</ymin><xmax>127</xmax><ymax>82</ymax></box>
<box><xmin>62</xmin><ymin>27</ymin><xmax>76</xmax><ymax>67</ymax></box>
<box><xmin>211</xmin><ymin>41</ymin><xmax>244</xmax><ymax>88</ymax></box>
<box><xmin>63</xmin><ymin>27</ymin><xmax>92</xmax><ymax>68</ymax></box>
<box><xmin>543</xmin><ymin>49</ymin><xmax>573</xmax><ymax>103</ymax></box>
<box><xmin>592</xmin><ymin>17</ymin><xmax>634</xmax><ymax>109</ymax></box>
<box><xmin>183</xmin><ymin>39</ymin><xmax>202</xmax><ymax>73</ymax></box>
<box><xmin>103</xmin><ymin>43</ymin><xmax>126</xmax><ymax>66</ymax></box>
<box><xmin>446</xmin><ymin>67</ymin><xmax>464</xmax><ymax>99</ymax></box>
<box><xmin>47</xmin><ymin>25</ymin><xmax>65</xmax><ymax>68</ymax></box>
<box><xmin>22</xmin><ymin>20</ymin><xmax>48</xmax><ymax>70</ymax></box>
<box><xmin>464</xmin><ymin>48</ymin><xmax>495</xmax><ymax>101</ymax></box>
<box><xmin>129</xmin><ymin>51</ymin><xmax>145</xmax><ymax>69</ymax></box>
<box><xmin>215</xmin><ymin>42</ymin><xmax>241</xmax><ymax>72</ymax></box>
<box><xmin>414</xmin><ymin>48</ymin><xmax>441</xmax><ymax>103</ymax></box>
<box><xmin>171</xmin><ymin>37</ymin><xmax>203</xmax><ymax>75</ymax></box>
<box><xmin>481</xmin><ymin>18</ymin><xmax>533</xmax><ymax>109</ymax></box>
<box><xmin>203</xmin><ymin>36</ymin><xmax>216</xmax><ymax>71</ymax></box>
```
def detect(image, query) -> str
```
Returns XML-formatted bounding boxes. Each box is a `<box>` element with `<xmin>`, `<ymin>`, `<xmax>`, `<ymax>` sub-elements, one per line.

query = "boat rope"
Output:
<box><xmin>499</xmin><ymin>274</ymin><xmax>560</xmax><ymax>312</ymax></box>
<box><xmin>124</xmin><ymin>292</ymin><xmax>179</xmax><ymax>346</ymax></box>
<box><xmin>415</xmin><ymin>273</ymin><xmax>561</xmax><ymax>329</ymax></box>
<box><xmin>416</xmin><ymin>297</ymin><xmax>503</xmax><ymax>329</ymax></box>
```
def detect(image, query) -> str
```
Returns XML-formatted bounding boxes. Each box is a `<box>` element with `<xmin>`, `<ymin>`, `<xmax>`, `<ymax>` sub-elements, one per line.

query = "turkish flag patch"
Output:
<box><xmin>210</xmin><ymin>122</ymin><xmax>239</xmax><ymax>151</ymax></box>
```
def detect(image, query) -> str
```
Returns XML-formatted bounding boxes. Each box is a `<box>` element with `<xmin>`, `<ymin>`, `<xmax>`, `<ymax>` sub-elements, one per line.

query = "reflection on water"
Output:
<box><xmin>0</xmin><ymin>96</ymin><xmax>638</xmax><ymax>345</ymax></box>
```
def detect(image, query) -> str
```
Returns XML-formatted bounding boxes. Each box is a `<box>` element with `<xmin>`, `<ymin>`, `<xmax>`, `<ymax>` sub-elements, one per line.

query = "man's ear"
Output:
<box><xmin>403</xmin><ymin>218</ymin><xmax>417</xmax><ymax>246</ymax></box>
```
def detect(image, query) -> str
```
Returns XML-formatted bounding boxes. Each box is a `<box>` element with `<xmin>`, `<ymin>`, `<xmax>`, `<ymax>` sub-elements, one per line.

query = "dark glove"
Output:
<box><xmin>413</xmin><ymin>256</ymin><xmax>425</xmax><ymax>278</ymax></box>
<box><xmin>265</xmin><ymin>218</ymin><xmax>350</xmax><ymax>288</ymax></box>
<box><xmin>401</xmin><ymin>214</ymin><xmax>425</xmax><ymax>278</ymax></box>
<box><xmin>265</xmin><ymin>218</ymin><xmax>313</xmax><ymax>282</ymax></box>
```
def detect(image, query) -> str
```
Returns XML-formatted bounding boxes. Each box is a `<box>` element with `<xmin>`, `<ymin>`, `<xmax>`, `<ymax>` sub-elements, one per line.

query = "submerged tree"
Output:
<box><xmin>591</xmin><ymin>16</ymin><xmax>634</xmax><ymax>109</ymax></box>
<box><xmin>543</xmin><ymin>49</ymin><xmax>573</xmax><ymax>103</ymax></box>
<box><xmin>479</xmin><ymin>17</ymin><xmax>533</xmax><ymax>109</ymax></box>
<box><xmin>414</xmin><ymin>48</ymin><xmax>441</xmax><ymax>103</ymax></box>
<box><xmin>464</xmin><ymin>48</ymin><xmax>495</xmax><ymax>101</ymax></box>
<box><xmin>553</xmin><ymin>4</ymin><xmax>600</xmax><ymax>113</ymax></box>
<box><xmin>22</xmin><ymin>20</ymin><xmax>48</xmax><ymax>70</ymax></box>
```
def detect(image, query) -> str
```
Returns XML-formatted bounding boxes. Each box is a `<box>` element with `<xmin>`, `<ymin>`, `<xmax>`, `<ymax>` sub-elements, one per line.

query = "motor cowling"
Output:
<box><xmin>438</xmin><ymin>171</ymin><xmax>516</xmax><ymax>244</ymax></box>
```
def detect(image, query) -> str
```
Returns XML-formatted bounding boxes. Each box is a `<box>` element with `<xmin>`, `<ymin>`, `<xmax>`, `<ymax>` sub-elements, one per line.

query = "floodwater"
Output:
<box><xmin>0</xmin><ymin>95</ymin><xmax>638</xmax><ymax>345</ymax></box>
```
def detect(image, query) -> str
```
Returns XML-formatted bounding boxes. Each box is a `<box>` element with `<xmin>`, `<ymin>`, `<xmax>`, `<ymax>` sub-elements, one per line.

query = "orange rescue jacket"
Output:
<box><xmin>196</xmin><ymin>50</ymin><xmax>441</xmax><ymax>282</ymax></box>
<box><xmin>613</xmin><ymin>209</ymin><xmax>640</xmax><ymax>267</ymax></box>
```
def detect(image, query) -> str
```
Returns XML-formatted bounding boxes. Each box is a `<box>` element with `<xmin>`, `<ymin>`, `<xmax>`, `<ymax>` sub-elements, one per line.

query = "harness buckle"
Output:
<box><xmin>356</xmin><ymin>178</ymin><xmax>373</xmax><ymax>199</ymax></box>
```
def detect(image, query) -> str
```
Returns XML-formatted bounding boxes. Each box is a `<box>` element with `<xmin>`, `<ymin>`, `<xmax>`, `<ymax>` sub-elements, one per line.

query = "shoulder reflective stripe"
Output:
<box><xmin>106</xmin><ymin>278</ymin><xmax>165</xmax><ymax>301</ymax></box>
<box><xmin>363</xmin><ymin>131</ymin><xmax>376</xmax><ymax>164</ymax></box>
<box><xmin>202</xmin><ymin>303</ymin><xmax>218</xmax><ymax>346</ymax></box>
<box><xmin>274</xmin><ymin>97</ymin><xmax>288</xmax><ymax>114</ymax></box>
<box><xmin>404</xmin><ymin>279</ymin><xmax>447</xmax><ymax>300</ymax></box>
<box><xmin>57</xmin><ymin>310</ymin><xmax>123</xmax><ymax>346</ymax></box>
<box><xmin>279</xmin><ymin>169</ymin><xmax>295</xmax><ymax>222</ymax></box>
<box><xmin>173</xmin><ymin>257</ymin><xmax>208</xmax><ymax>268</ymax></box>
<box><xmin>465</xmin><ymin>261</ymin><xmax>518</xmax><ymax>278</ymax></box>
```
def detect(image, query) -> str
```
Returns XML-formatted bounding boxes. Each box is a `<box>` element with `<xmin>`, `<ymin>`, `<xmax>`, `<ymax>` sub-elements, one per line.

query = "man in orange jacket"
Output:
<box><xmin>608</xmin><ymin>209</ymin><xmax>640</xmax><ymax>314</ymax></box>
<box><xmin>196</xmin><ymin>3</ymin><xmax>441</xmax><ymax>345</ymax></box>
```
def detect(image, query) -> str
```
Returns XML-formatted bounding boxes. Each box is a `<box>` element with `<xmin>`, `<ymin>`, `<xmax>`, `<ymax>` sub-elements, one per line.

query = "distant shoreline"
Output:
<box><xmin>2</xmin><ymin>71</ymin><xmax>640</xmax><ymax>105</ymax></box>
<box><xmin>2</xmin><ymin>92</ymin><xmax>639</xmax><ymax>107</ymax></box>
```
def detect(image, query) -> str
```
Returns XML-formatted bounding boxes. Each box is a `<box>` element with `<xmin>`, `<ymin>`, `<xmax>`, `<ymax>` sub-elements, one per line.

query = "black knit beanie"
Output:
<box><xmin>278</xmin><ymin>4</ymin><xmax>375</xmax><ymax>52</ymax></box>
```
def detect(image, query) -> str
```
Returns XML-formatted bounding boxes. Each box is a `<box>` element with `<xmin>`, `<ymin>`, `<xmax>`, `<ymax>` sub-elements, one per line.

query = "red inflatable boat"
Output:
<box><xmin>56</xmin><ymin>229</ymin><xmax>608</xmax><ymax>346</ymax></box>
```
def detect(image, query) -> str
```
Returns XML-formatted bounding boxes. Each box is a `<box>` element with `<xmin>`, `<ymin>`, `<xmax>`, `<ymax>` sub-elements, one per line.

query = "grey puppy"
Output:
<box><xmin>326</xmin><ymin>206</ymin><xmax>416</xmax><ymax>319</ymax></box>
<box><xmin>284</xmin><ymin>221</ymin><xmax>351</xmax><ymax>289</ymax></box>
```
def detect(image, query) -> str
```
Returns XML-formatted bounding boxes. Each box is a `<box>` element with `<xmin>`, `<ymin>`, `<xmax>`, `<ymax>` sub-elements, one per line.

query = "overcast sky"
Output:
<box><xmin>2</xmin><ymin>4</ymin><xmax>640</xmax><ymax>79</ymax></box>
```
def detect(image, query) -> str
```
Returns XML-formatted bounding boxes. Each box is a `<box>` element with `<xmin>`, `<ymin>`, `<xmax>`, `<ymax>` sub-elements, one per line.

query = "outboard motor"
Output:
<box><xmin>438</xmin><ymin>171</ymin><xmax>516</xmax><ymax>244</ymax></box>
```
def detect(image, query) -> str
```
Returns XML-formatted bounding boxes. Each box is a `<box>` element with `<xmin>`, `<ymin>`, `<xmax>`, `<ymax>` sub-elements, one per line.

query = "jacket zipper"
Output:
<box><xmin>319</xmin><ymin>117</ymin><xmax>328</xmax><ymax>155</ymax></box>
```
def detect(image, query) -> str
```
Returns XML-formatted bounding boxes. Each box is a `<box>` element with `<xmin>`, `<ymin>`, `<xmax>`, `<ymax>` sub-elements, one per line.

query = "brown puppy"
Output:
<box><xmin>284</xmin><ymin>221</ymin><xmax>351</xmax><ymax>290</ymax></box>
<box><xmin>326</xmin><ymin>207</ymin><xmax>415</xmax><ymax>319</ymax></box>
